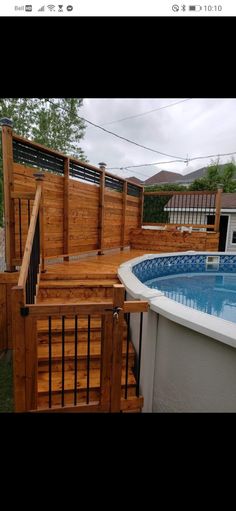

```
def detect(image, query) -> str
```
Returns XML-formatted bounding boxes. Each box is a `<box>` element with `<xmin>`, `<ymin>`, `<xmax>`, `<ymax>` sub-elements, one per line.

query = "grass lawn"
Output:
<box><xmin>0</xmin><ymin>352</ymin><xmax>13</xmax><ymax>412</ymax></box>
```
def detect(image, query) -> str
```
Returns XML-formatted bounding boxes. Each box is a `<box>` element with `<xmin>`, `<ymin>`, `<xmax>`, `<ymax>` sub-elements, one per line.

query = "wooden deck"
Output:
<box><xmin>42</xmin><ymin>248</ymin><xmax>159</xmax><ymax>281</ymax></box>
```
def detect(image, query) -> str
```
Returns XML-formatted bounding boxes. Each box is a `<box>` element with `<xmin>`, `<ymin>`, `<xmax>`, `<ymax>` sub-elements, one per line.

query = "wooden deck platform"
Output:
<box><xmin>43</xmin><ymin>248</ymin><xmax>159</xmax><ymax>281</ymax></box>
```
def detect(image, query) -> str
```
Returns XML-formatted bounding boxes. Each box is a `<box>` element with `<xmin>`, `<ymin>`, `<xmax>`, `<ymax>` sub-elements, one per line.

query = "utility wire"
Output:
<box><xmin>101</xmin><ymin>98</ymin><xmax>192</xmax><ymax>126</ymax></box>
<box><xmin>46</xmin><ymin>98</ymin><xmax>186</xmax><ymax>161</ymax></box>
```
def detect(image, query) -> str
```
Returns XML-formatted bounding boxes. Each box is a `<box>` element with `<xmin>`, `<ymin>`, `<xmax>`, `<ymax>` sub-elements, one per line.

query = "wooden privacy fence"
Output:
<box><xmin>143</xmin><ymin>190</ymin><xmax>222</xmax><ymax>231</ymax></box>
<box><xmin>12</xmin><ymin>283</ymin><xmax>148</xmax><ymax>413</ymax></box>
<box><xmin>1</xmin><ymin>120</ymin><xmax>143</xmax><ymax>272</ymax></box>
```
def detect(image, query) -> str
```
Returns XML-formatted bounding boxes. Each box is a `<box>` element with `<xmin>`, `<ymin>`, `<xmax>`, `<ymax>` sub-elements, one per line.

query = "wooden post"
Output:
<box><xmin>34</xmin><ymin>173</ymin><xmax>45</xmax><ymax>272</ymax></box>
<box><xmin>11</xmin><ymin>286</ymin><xmax>26</xmax><ymax>412</ymax></box>
<box><xmin>110</xmin><ymin>284</ymin><xmax>125</xmax><ymax>413</ymax></box>
<box><xmin>214</xmin><ymin>188</ymin><xmax>222</xmax><ymax>233</ymax></box>
<box><xmin>25</xmin><ymin>315</ymin><xmax>38</xmax><ymax>410</ymax></box>
<box><xmin>121</xmin><ymin>181</ymin><xmax>127</xmax><ymax>251</ymax></box>
<box><xmin>139</xmin><ymin>187</ymin><xmax>144</xmax><ymax>228</ymax></box>
<box><xmin>63</xmin><ymin>157</ymin><xmax>70</xmax><ymax>261</ymax></box>
<box><xmin>100</xmin><ymin>315</ymin><xmax>113</xmax><ymax>411</ymax></box>
<box><xmin>0</xmin><ymin>118</ymin><xmax>15</xmax><ymax>271</ymax></box>
<box><xmin>98</xmin><ymin>163</ymin><xmax>105</xmax><ymax>255</ymax></box>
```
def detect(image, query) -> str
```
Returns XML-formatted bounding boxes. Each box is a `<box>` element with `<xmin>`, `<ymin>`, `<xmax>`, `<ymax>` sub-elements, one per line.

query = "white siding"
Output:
<box><xmin>226</xmin><ymin>213</ymin><xmax>236</xmax><ymax>252</ymax></box>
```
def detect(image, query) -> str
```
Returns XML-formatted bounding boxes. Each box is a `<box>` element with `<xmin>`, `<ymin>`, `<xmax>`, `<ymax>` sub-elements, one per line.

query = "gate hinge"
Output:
<box><xmin>21</xmin><ymin>306</ymin><xmax>29</xmax><ymax>317</ymax></box>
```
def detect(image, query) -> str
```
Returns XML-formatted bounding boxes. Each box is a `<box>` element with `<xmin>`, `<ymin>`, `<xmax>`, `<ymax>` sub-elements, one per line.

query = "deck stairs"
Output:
<box><xmin>35</xmin><ymin>266</ymin><xmax>142</xmax><ymax>411</ymax></box>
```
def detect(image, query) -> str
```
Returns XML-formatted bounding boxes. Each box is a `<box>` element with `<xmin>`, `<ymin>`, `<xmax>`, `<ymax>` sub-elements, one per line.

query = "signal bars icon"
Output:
<box><xmin>38</xmin><ymin>5</ymin><xmax>45</xmax><ymax>10</ymax></box>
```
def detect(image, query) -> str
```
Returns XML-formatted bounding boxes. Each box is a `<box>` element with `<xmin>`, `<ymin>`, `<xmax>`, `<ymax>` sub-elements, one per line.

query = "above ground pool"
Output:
<box><xmin>118</xmin><ymin>252</ymin><xmax>236</xmax><ymax>348</ymax></box>
<box><xmin>133</xmin><ymin>254</ymin><xmax>236</xmax><ymax>324</ymax></box>
<box><xmin>118</xmin><ymin>252</ymin><xmax>236</xmax><ymax>412</ymax></box>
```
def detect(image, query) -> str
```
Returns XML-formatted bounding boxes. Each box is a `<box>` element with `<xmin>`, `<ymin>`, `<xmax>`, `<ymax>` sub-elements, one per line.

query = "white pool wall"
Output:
<box><xmin>119</xmin><ymin>252</ymin><xmax>236</xmax><ymax>412</ymax></box>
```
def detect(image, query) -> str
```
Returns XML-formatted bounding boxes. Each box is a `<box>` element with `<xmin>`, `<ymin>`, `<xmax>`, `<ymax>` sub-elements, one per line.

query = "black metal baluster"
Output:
<box><xmin>62</xmin><ymin>316</ymin><xmax>65</xmax><ymax>407</ymax></box>
<box><xmin>136</xmin><ymin>313</ymin><xmax>143</xmax><ymax>398</ymax></box>
<box><xmin>74</xmin><ymin>315</ymin><xmax>78</xmax><ymax>406</ymax></box>
<box><xmin>18</xmin><ymin>199</ymin><xmax>22</xmax><ymax>258</ymax></box>
<box><xmin>87</xmin><ymin>315</ymin><xmax>91</xmax><ymax>404</ymax></box>
<box><xmin>125</xmin><ymin>313</ymin><xmax>130</xmax><ymax>399</ymax></box>
<box><xmin>48</xmin><ymin>316</ymin><xmax>52</xmax><ymax>408</ymax></box>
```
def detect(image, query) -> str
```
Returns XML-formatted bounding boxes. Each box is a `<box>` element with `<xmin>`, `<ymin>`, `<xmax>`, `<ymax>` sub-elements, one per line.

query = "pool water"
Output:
<box><xmin>146</xmin><ymin>273</ymin><xmax>236</xmax><ymax>324</ymax></box>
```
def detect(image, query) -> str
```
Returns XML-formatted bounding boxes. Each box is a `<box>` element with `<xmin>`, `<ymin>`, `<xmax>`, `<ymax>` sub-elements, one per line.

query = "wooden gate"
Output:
<box><xmin>12</xmin><ymin>284</ymin><xmax>147</xmax><ymax>413</ymax></box>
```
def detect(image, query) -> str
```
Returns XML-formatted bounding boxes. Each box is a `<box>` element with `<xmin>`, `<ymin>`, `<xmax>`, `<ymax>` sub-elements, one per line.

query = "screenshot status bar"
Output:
<box><xmin>0</xmin><ymin>1</ymin><xmax>235</xmax><ymax>16</ymax></box>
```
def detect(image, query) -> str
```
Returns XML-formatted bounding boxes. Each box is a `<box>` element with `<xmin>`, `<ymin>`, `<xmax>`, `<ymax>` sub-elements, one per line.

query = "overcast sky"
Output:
<box><xmin>78</xmin><ymin>98</ymin><xmax>236</xmax><ymax>181</ymax></box>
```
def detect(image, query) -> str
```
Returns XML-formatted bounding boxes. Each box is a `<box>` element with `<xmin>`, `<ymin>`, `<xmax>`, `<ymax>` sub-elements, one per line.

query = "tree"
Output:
<box><xmin>0</xmin><ymin>98</ymin><xmax>86</xmax><ymax>159</ymax></box>
<box><xmin>0</xmin><ymin>98</ymin><xmax>87</xmax><ymax>226</ymax></box>
<box><xmin>189</xmin><ymin>160</ymin><xmax>236</xmax><ymax>192</ymax></box>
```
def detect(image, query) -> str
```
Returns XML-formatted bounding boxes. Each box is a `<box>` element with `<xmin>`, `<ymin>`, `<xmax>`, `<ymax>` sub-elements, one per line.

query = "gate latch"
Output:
<box><xmin>113</xmin><ymin>307</ymin><xmax>122</xmax><ymax>322</ymax></box>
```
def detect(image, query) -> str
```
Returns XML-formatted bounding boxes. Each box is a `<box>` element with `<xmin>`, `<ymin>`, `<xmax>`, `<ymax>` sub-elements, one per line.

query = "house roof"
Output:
<box><xmin>165</xmin><ymin>193</ymin><xmax>236</xmax><ymax>210</ymax></box>
<box><xmin>128</xmin><ymin>176</ymin><xmax>143</xmax><ymax>185</ymax></box>
<box><xmin>144</xmin><ymin>170</ymin><xmax>182</xmax><ymax>186</ymax></box>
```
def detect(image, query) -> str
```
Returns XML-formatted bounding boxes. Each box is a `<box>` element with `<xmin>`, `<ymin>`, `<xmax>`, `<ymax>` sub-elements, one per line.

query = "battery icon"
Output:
<box><xmin>189</xmin><ymin>5</ymin><xmax>202</xmax><ymax>10</ymax></box>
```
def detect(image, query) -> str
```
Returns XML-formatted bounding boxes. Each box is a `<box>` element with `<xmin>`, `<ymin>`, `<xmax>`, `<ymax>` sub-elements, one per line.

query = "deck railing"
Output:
<box><xmin>143</xmin><ymin>190</ymin><xmax>222</xmax><ymax>232</ymax></box>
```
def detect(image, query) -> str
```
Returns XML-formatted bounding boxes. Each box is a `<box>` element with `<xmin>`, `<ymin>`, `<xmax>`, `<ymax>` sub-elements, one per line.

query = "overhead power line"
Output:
<box><xmin>46</xmin><ymin>98</ymin><xmax>186</xmax><ymax>161</ymax></box>
<box><xmin>101</xmin><ymin>98</ymin><xmax>192</xmax><ymax>126</ymax></box>
<box><xmin>108</xmin><ymin>151</ymin><xmax>236</xmax><ymax>180</ymax></box>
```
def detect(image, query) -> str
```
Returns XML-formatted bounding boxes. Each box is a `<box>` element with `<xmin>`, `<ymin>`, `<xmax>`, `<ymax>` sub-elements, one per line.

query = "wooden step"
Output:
<box><xmin>37</xmin><ymin>367</ymin><xmax>137</xmax><ymax>408</ymax></box>
<box><xmin>37</xmin><ymin>317</ymin><xmax>103</xmax><ymax>333</ymax></box>
<box><xmin>37</xmin><ymin>287</ymin><xmax>114</xmax><ymax>301</ymax></box>
<box><xmin>39</xmin><ymin>279</ymin><xmax>119</xmax><ymax>288</ymax></box>
<box><xmin>41</xmin><ymin>273</ymin><xmax>118</xmax><ymax>281</ymax></box>
<box><xmin>38</xmin><ymin>340</ymin><xmax>135</xmax><ymax>372</ymax></box>
<box><xmin>38</xmin><ymin>367</ymin><xmax>136</xmax><ymax>392</ymax></box>
<box><xmin>37</xmin><ymin>318</ymin><xmax>127</xmax><ymax>344</ymax></box>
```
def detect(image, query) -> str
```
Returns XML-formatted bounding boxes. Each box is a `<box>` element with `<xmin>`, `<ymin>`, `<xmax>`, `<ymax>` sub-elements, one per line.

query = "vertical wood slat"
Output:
<box><xmin>98</xmin><ymin>169</ymin><xmax>105</xmax><ymax>255</ymax></box>
<box><xmin>25</xmin><ymin>315</ymin><xmax>38</xmax><ymax>410</ymax></box>
<box><xmin>11</xmin><ymin>286</ymin><xmax>26</xmax><ymax>412</ymax></box>
<box><xmin>110</xmin><ymin>284</ymin><xmax>125</xmax><ymax>413</ymax></box>
<box><xmin>1</xmin><ymin>124</ymin><xmax>15</xmax><ymax>271</ymax></box>
<box><xmin>100</xmin><ymin>314</ymin><xmax>113</xmax><ymax>411</ymax></box>
<box><xmin>121</xmin><ymin>181</ymin><xmax>127</xmax><ymax>250</ymax></box>
<box><xmin>214</xmin><ymin>188</ymin><xmax>222</xmax><ymax>233</ymax></box>
<box><xmin>139</xmin><ymin>187</ymin><xmax>144</xmax><ymax>228</ymax></box>
<box><xmin>63</xmin><ymin>157</ymin><xmax>70</xmax><ymax>261</ymax></box>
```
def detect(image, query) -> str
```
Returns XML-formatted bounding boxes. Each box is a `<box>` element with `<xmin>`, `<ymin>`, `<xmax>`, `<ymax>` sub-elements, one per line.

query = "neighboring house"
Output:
<box><xmin>165</xmin><ymin>192</ymin><xmax>236</xmax><ymax>252</ymax></box>
<box><xmin>129</xmin><ymin>164</ymin><xmax>235</xmax><ymax>187</ymax></box>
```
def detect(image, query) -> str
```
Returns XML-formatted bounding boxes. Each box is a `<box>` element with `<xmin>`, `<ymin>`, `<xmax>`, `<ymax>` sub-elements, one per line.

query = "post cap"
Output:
<box><xmin>33</xmin><ymin>172</ymin><xmax>45</xmax><ymax>181</ymax></box>
<box><xmin>98</xmin><ymin>162</ymin><xmax>107</xmax><ymax>169</ymax></box>
<box><xmin>0</xmin><ymin>118</ymin><xmax>13</xmax><ymax>128</ymax></box>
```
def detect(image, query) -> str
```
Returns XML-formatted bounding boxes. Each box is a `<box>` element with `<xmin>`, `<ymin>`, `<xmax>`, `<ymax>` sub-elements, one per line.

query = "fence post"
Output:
<box><xmin>110</xmin><ymin>284</ymin><xmax>125</xmax><ymax>412</ymax></box>
<box><xmin>100</xmin><ymin>315</ymin><xmax>113</xmax><ymax>411</ymax></box>
<box><xmin>121</xmin><ymin>181</ymin><xmax>127</xmax><ymax>251</ymax></box>
<box><xmin>214</xmin><ymin>187</ymin><xmax>222</xmax><ymax>233</ymax></box>
<box><xmin>34</xmin><ymin>173</ymin><xmax>45</xmax><ymax>272</ymax></box>
<box><xmin>11</xmin><ymin>286</ymin><xmax>26</xmax><ymax>412</ymax></box>
<box><xmin>98</xmin><ymin>162</ymin><xmax>105</xmax><ymax>255</ymax></box>
<box><xmin>139</xmin><ymin>187</ymin><xmax>144</xmax><ymax>228</ymax></box>
<box><xmin>25</xmin><ymin>315</ymin><xmax>38</xmax><ymax>410</ymax></box>
<box><xmin>63</xmin><ymin>157</ymin><xmax>70</xmax><ymax>261</ymax></box>
<box><xmin>0</xmin><ymin>118</ymin><xmax>15</xmax><ymax>272</ymax></box>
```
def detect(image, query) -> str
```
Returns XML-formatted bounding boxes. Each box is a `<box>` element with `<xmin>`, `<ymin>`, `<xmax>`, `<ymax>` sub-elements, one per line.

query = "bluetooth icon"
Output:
<box><xmin>181</xmin><ymin>4</ymin><xmax>186</xmax><ymax>10</ymax></box>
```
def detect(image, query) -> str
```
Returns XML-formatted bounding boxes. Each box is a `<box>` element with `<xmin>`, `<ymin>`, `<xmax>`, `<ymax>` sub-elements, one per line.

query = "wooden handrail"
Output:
<box><xmin>18</xmin><ymin>185</ymin><xmax>42</xmax><ymax>289</ymax></box>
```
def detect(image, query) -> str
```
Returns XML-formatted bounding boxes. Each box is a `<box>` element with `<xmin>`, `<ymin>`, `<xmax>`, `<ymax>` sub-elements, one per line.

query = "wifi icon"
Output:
<box><xmin>47</xmin><ymin>4</ymin><xmax>55</xmax><ymax>10</ymax></box>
